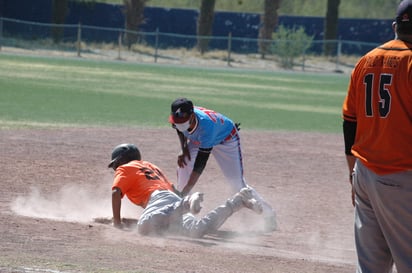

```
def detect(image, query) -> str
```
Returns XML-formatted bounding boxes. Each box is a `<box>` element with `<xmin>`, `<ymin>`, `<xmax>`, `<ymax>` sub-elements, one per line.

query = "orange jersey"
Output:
<box><xmin>343</xmin><ymin>39</ymin><xmax>412</xmax><ymax>175</ymax></box>
<box><xmin>112</xmin><ymin>160</ymin><xmax>174</xmax><ymax>208</ymax></box>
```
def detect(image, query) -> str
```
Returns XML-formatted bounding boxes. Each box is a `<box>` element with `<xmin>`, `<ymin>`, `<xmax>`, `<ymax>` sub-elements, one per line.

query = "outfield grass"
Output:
<box><xmin>0</xmin><ymin>53</ymin><xmax>350</xmax><ymax>132</ymax></box>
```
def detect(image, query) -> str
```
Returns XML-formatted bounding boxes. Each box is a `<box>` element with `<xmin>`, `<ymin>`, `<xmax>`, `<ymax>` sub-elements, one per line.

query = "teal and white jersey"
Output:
<box><xmin>181</xmin><ymin>106</ymin><xmax>235</xmax><ymax>148</ymax></box>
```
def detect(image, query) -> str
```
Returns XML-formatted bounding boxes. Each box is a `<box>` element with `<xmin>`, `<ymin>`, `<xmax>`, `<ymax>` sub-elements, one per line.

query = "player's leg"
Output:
<box><xmin>180</xmin><ymin>204</ymin><xmax>233</xmax><ymax>238</ymax></box>
<box><xmin>181</xmin><ymin>188</ymin><xmax>263</xmax><ymax>238</ymax></box>
<box><xmin>353</xmin><ymin>161</ymin><xmax>394</xmax><ymax>273</ymax></box>
<box><xmin>245</xmin><ymin>185</ymin><xmax>277</xmax><ymax>232</ymax></box>
<box><xmin>213</xmin><ymin>138</ymin><xmax>277</xmax><ymax>231</ymax></box>
<box><xmin>362</xmin><ymin>166</ymin><xmax>412</xmax><ymax>273</ymax></box>
<box><xmin>212</xmin><ymin>138</ymin><xmax>246</xmax><ymax>192</ymax></box>
<box><xmin>137</xmin><ymin>190</ymin><xmax>187</xmax><ymax>235</ymax></box>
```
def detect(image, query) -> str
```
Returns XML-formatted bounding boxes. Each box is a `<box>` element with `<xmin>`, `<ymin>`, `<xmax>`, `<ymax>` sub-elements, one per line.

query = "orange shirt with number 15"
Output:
<box><xmin>342</xmin><ymin>39</ymin><xmax>412</xmax><ymax>175</ymax></box>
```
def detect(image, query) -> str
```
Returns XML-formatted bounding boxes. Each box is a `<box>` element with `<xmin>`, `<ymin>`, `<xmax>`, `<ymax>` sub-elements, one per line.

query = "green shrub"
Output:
<box><xmin>272</xmin><ymin>25</ymin><xmax>314</xmax><ymax>69</ymax></box>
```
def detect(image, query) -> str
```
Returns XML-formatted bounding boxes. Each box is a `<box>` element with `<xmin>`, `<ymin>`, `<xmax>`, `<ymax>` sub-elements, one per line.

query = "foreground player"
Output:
<box><xmin>168</xmin><ymin>98</ymin><xmax>276</xmax><ymax>232</ymax></box>
<box><xmin>108</xmin><ymin>143</ymin><xmax>263</xmax><ymax>238</ymax></box>
<box><xmin>342</xmin><ymin>1</ymin><xmax>412</xmax><ymax>271</ymax></box>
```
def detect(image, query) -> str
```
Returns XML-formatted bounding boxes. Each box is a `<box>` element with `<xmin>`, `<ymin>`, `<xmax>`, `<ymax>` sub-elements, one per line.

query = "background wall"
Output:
<box><xmin>1</xmin><ymin>0</ymin><xmax>394</xmax><ymax>53</ymax></box>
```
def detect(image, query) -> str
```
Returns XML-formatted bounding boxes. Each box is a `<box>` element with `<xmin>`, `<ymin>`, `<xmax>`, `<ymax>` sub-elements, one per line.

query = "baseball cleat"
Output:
<box><xmin>229</xmin><ymin>187</ymin><xmax>263</xmax><ymax>214</ymax></box>
<box><xmin>239</xmin><ymin>187</ymin><xmax>263</xmax><ymax>214</ymax></box>
<box><xmin>188</xmin><ymin>192</ymin><xmax>204</xmax><ymax>214</ymax></box>
<box><xmin>264</xmin><ymin>215</ymin><xmax>277</xmax><ymax>232</ymax></box>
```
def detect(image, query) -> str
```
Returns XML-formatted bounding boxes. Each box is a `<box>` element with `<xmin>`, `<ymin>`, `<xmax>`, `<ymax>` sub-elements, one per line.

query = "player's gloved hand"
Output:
<box><xmin>235</xmin><ymin>122</ymin><xmax>241</xmax><ymax>131</ymax></box>
<box><xmin>177</xmin><ymin>146</ymin><xmax>191</xmax><ymax>167</ymax></box>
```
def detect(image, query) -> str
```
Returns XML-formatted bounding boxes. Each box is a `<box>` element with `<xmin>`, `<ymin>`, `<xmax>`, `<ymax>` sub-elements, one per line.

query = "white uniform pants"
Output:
<box><xmin>177</xmin><ymin>137</ymin><xmax>275</xmax><ymax>219</ymax></box>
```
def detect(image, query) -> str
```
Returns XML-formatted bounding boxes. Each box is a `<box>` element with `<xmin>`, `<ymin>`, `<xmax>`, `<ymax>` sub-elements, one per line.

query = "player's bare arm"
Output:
<box><xmin>112</xmin><ymin>187</ymin><xmax>123</xmax><ymax>228</ymax></box>
<box><xmin>181</xmin><ymin>171</ymin><xmax>201</xmax><ymax>196</ymax></box>
<box><xmin>181</xmin><ymin>148</ymin><xmax>211</xmax><ymax>196</ymax></box>
<box><xmin>345</xmin><ymin>155</ymin><xmax>356</xmax><ymax>182</ymax></box>
<box><xmin>343</xmin><ymin>119</ymin><xmax>357</xmax><ymax>206</ymax></box>
<box><xmin>345</xmin><ymin>155</ymin><xmax>356</xmax><ymax>207</ymax></box>
<box><xmin>176</xmin><ymin>130</ymin><xmax>190</xmax><ymax>167</ymax></box>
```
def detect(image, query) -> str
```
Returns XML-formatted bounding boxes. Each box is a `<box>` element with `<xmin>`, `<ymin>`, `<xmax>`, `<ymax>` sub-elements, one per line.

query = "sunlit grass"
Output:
<box><xmin>0</xmin><ymin>53</ymin><xmax>349</xmax><ymax>132</ymax></box>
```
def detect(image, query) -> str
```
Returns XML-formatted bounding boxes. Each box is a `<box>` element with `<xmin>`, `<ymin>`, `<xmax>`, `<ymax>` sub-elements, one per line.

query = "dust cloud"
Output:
<box><xmin>10</xmin><ymin>184</ymin><xmax>138</xmax><ymax>223</ymax></box>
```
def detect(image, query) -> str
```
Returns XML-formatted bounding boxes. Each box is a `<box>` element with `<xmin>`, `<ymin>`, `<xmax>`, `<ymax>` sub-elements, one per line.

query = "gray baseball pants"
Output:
<box><xmin>137</xmin><ymin>190</ymin><xmax>233</xmax><ymax>238</ymax></box>
<box><xmin>353</xmin><ymin>160</ymin><xmax>412</xmax><ymax>273</ymax></box>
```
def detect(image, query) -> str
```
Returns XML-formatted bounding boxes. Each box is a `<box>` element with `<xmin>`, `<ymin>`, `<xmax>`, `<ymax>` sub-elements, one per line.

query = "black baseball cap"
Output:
<box><xmin>396</xmin><ymin>0</ymin><xmax>412</xmax><ymax>24</ymax></box>
<box><xmin>168</xmin><ymin>98</ymin><xmax>194</xmax><ymax>124</ymax></box>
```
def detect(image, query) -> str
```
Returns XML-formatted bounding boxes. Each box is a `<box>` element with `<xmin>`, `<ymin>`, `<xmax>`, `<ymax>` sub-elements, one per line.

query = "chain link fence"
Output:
<box><xmin>0</xmin><ymin>17</ymin><xmax>379</xmax><ymax>73</ymax></box>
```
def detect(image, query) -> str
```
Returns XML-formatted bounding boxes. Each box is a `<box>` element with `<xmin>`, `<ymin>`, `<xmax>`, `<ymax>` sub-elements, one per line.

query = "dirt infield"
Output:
<box><xmin>0</xmin><ymin>127</ymin><xmax>357</xmax><ymax>273</ymax></box>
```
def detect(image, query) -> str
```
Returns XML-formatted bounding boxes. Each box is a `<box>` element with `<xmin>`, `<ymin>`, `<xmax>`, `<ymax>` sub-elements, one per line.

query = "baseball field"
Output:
<box><xmin>0</xmin><ymin>53</ymin><xmax>357</xmax><ymax>272</ymax></box>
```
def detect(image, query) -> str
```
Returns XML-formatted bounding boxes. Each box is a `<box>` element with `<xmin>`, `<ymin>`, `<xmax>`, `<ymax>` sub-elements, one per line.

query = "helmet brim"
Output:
<box><xmin>107</xmin><ymin>159</ymin><xmax>116</xmax><ymax>168</ymax></box>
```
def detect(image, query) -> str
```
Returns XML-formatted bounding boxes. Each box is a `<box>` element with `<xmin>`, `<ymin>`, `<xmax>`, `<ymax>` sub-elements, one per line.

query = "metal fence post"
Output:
<box><xmin>117</xmin><ymin>31</ymin><xmax>122</xmax><ymax>60</ymax></box>
<box><xmin>301</xmin><ymin>49</ymin><xmax>306</xmax><ymax>71</ymax></box>
<box><xmin>336</xmin><ymin>39</ymin><xmax>342</xmax><ymax>72</ymax></box>
<box><xmin>227</xmin><ymin>32</ymin><xmax>232</xmax><ymax>67</ymax></box>
<box><xmin>154</xmin><ymin>28</ymin><xmax>159</xmax><ymax>63</ymax></box>
<box><xmin>77</xmin><ymin>22</ymin><xmax>82</xmax><ymax>57</ymax></box>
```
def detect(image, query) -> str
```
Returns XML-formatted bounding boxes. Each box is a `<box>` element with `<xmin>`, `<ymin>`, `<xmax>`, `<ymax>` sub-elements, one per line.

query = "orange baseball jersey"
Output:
<box><xmin>343</xmin><ymin>39</ymin><xmax>412</xmax><ymax>175</ymax></box>
<box><xmin>112</xmin><ymin>160</ymin><xmax>174</xmax><ymax>208</ymax></box>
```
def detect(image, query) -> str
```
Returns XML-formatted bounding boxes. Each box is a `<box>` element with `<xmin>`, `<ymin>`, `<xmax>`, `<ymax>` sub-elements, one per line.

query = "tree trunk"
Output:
<box><xmin>123</xmin><ymin>0</ymin><xmax>146</xmax><ymax>49</ymax></box>
<box><xmin>323</xmin><ymin>0</ymin><xmax>340</xmax><ymax>56</ymax></box>
<box><xmin>51</xmin><ymin>0</ymin><xmax>68</xmax><ymax>43</ymax></box>
<box><xmin>258</xmin><ymin>0</ymin><xmax>281</xmax><ymax>59</ymax></box>
<box><xmin>197</xmin><ymin>0</ymin><xmax>216</xmax><ymax>55</ymax></box>
<box><xmin>0</xmin><ymin>0</ymin><xmax>5</xmax><ymax>17</ymax></box>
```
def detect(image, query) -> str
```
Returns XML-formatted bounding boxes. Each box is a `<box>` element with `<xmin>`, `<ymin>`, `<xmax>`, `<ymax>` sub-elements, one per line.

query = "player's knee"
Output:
<box><xmin>187</xmin><ymin>222</ymin><xmax>209</xmax><ymax>238</ymax></box>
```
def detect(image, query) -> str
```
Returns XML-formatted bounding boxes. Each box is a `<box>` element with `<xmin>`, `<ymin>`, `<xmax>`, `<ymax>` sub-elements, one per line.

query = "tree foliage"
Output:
<box><xmin>272</xmin><ymin>25</ymin><xmax>314</xmax><ymax>69</ymax></box>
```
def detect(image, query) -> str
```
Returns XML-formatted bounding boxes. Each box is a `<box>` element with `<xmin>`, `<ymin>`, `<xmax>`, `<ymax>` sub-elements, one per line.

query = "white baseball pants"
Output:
<box><xmin>176</xmin><ymin>137</ymin><xmax>276</xmax><ymax>220</ymax></box>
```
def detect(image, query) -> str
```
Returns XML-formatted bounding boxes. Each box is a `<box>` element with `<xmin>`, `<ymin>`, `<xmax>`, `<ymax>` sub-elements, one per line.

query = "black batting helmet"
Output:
<box><xmin>108</xmin><ymin>143</ymin><xmax>141</xmax><ymax>170</ymax></box>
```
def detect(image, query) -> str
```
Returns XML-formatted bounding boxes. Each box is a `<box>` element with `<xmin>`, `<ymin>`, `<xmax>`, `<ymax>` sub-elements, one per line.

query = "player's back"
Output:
<box><xmin>344</xmin><ymin>39</ymin><xmax>412</xmax><ymax>174</ymax></box>
<box><xmin>113</xmin><ymin>160</ymin><xmax>174</xmax><ymax>207</ymax></box>
<box><xmin>186</xmin><ymin>107</ymin><xmax>234</xmax><ymax>148</ymax></box>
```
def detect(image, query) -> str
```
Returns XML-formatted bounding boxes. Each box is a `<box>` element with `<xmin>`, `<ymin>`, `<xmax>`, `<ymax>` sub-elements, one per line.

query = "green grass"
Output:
<box><xmin>0</xmin><ymin>54</ymin><xmax>349</xmax><ymax>132</ymax></box>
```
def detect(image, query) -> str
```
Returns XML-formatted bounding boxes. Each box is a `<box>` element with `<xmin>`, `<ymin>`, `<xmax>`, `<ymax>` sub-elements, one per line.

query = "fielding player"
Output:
<box><xmin>168</xmin><ymin>97</ymin><xmax>277</xmax><ymax>232</ymax></box>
